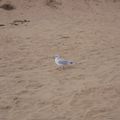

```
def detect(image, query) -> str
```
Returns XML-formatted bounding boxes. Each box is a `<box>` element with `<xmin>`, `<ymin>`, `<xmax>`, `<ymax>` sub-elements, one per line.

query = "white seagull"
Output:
<box><xmin>54</xmin><ymin>54</ymin><xmax>75</xmax><ymax>69</ymax></box>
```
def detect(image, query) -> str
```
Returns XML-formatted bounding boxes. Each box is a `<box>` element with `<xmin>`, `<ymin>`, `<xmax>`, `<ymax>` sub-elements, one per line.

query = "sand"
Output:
<box><xmin>0</xmin><ymin>0</ymin><xmax>120</xmax><ymax>120</ymax></box>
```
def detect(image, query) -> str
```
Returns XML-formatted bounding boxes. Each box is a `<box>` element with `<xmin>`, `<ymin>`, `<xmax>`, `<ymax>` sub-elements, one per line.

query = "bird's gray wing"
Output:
<box><xmin>58</xmin><ymin>58</ymin><xmax>70</xmax><ymax>65</ymax></box>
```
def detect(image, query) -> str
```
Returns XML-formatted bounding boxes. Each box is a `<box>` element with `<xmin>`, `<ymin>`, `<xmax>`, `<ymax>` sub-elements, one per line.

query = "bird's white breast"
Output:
<box><xmin>55</xmin><ymin>57</ymin><xmax>62</xmax><ymax>66</ymax></box>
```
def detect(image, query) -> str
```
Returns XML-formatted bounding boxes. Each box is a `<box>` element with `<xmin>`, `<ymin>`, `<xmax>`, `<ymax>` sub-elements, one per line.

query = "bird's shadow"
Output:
<box><xmin>56</xmin><ymin>65</ymin><xmax>76</xmax><ymax>71</ymax></box>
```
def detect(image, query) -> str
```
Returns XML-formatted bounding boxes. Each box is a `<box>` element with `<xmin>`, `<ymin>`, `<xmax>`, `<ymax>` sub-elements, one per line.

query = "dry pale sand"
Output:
<box><xmin>0</xmin><ymin>0</ymin><xmax>120</xmax><ymax>120</ymax></box>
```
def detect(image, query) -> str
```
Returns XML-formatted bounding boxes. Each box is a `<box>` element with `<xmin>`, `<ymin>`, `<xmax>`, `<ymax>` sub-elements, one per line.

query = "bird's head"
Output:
<box><xmin>54</xmin><ymin>54</ymin><xmax>60</xmax><ymax>58</ymax></box>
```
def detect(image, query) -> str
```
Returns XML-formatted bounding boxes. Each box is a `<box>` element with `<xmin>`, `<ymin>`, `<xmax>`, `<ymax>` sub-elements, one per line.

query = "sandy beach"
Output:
<box><xmin>0</xmin><ymin>0</ymin><xmax>120</xmax><ymax>120</ymax></box>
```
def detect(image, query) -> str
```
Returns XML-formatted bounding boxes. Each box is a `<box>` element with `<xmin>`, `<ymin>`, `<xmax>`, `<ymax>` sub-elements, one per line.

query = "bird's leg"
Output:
<box><xmin>56</xmin><ymin>66</ymin><xmax>64</xmax><ymax>70</ymax></box>
<box><xmin>56</xmin><ymin>67</ymin><xmax>60</xmax><ymax>70</ymax></box>
<box><xmin>62</xmin><ymin>65</ymin><xmax>65</xmax><ymax>70</ymax></box>
<box><xmin>56</xmin><ymin>66</ymin><xmax>62</xmax><ymax>71</ymax></box>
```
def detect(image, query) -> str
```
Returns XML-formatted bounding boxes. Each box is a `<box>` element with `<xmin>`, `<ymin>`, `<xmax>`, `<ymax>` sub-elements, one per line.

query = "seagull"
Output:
<box><xmin>54</xmin><ymin>54</ymin><xmax>75</xmax><ymax>69</ymax></box>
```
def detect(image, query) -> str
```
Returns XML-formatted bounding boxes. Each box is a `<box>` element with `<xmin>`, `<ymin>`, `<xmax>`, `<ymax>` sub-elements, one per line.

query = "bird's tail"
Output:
<box><xmin>69</xmin><ymin>61</ymin><xmax>75</xmax><ymax>64</ymax></box>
